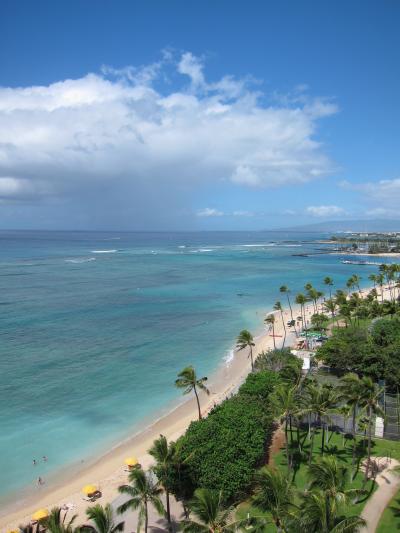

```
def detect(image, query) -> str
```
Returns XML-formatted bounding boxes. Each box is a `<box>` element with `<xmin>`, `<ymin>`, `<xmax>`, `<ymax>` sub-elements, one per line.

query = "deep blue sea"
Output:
<box><xmin>0</xmin><ymin>230</ymin><xmax>393</xmax><ymax>504</ymax></box>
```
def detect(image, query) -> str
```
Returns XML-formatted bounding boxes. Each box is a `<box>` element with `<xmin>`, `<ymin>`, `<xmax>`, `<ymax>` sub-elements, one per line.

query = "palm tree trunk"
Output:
<box><xmin>193</xmin><ymin>385</ymin><xmax>202</xmax><ymax>420</ymax></box>
<box><xmin>342</xmin><ymin>419</ymin><xmax>346</xmax><ymax>447</ymax></box>
<box><xmin>309</xmin><ymin>426</ymin><xmax>315</xmax><ymax>464</ymax></box>
<box><xmin>321</xmin><ymin>418</ymin><xmax>325</xmax><ymax>455</ymax></box>
<box><xmin>145</xmin><ymin>501</ymin><xmax>149</xmax><ymax>533</ymax></box>
<box><xmin>284</xmin><ymin>418</ymin><xmax>291</xmax><ymax>470</ymax></box>
<box><xmin>297</xmin><ymin>422</ymin><xmax>301</xmax><ymax>452</ymax></box>
<box><xmin>351</xmin><ymin>406</ymin><xmax>357</xmax><ymax>480</ymax></box>
<box><xmin>364</xmin><ymin>406</ymin><xmax>373</xmax><ymax>481</ymax></box>
<box><xmin>280</xmin><ymin>310</ymin><xmax>286</xmax><ymax>349</ymax></box>
<box><xmin>272</xmin><ymin>323</ymin><xmax>276</xmax><ymax>349</ymax></box>
<box><xmin>302</xmin><ymin>304</ymin><xmax>308</xmax><ymax>347</ymax></box>
<box><xmin>249</xmin><ymin>346</ymin><xmax>254</xmax><ymax>372</ymax></box>
<box><xmin>286</xmin><ymin>294</ymin><xmax>298</xmax><ymax>337</ymax></box>
<box><xmin>165</xmin><ymin>489</ymin><xmax>172</xmax><ymax>531</ymax></box>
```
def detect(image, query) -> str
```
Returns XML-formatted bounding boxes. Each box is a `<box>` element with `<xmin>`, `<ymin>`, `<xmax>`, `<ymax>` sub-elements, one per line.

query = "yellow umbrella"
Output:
<box><xmin>124</xmin><ymin>456</ymin><xmax>138</xmax><ymax>467</ymax></box>
<box><xmin>7</xmin><ymin>529</ymin><xmax>20</xmax><ymax>533</ymax></box>
<box><xmin>82</xmin><ymin>484</ymin><xmax>97</xmax><ymax>496</ymax></box>
<box><xmin>32</xmin><ymin>509</ymin><xmax>49</xmax><ymax>521</ymax></box>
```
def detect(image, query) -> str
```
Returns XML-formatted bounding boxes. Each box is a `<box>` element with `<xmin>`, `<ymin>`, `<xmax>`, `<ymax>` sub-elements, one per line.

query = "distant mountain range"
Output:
<box><xmin>280</xmin><ymin>219</ymin><xmax>400</xmax><ymax>233</ymax></box>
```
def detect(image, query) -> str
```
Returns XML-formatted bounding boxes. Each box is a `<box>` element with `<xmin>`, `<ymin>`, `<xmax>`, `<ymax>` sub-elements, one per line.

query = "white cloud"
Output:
<box><xmin>0</xmin><ymin>51</ymin><xmax>337</xmax><ymax>222</ymax></box>
<box><xmin>340</xmin><ymin>178</ymin><xmax>400</xmax><ymax>218</ymax></box>
<box><xmin>196</xmin><ymin>207</ymin><xmax>224</xmax><ymax>217</ymax></box>
<box><xmin>232</xmin><ymin>210</ymin><xmax>254</xmax><ymax>217</ymax></box>
<box><xmin>342</xmin><ymin>178</ymin><xmax>400</xmax><ymax>204</ymax></box>
<box><xmin>177</xmin><ymin>52</ymin><xmax>205</xmax><ymax>88</ymax></box>
<box><xmin>365</xmin><ymin>207</ymin><xmax>400</xmax><ymax>218</ymax></box>
<box><xmin>306</xmin><ymin>205</ymin><xmax>345</xmax><ymax>217</ymax></box>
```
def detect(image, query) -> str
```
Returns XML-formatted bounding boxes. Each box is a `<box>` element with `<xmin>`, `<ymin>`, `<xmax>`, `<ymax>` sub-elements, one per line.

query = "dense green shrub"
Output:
<box><xmin>316</xmin><ymin>327</ymin><xmax>369</xmax><ymax>373</ymax></box>
<box><xmin>169</xmin><ymin>371</ymin><xmax>277</xmax><ymax>502</ymax></box>
<box><xmin>255</xmin><ymin>347</ymin><xmax>298</xmax><ymax>372</ymax></box>
<box><xmin>370</xmin><ymin>317</ymin><xmax>400</xmax><ymax>347</ymax></box>
<box><xmin>239</xmin><ymin>369</ymin><xmax>281</xmax><ymax>400</ymax></box>
<box><xmin>316</xmin><ymin>321</ymin><xmax>400</xmax><ymax>390</ymax></box>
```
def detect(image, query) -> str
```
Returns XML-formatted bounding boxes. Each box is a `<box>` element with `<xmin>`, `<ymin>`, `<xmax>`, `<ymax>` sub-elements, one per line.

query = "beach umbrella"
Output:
<box><xmin>124</xmin><ymin>456</ymin><xmax>138</xmax><ymax>467</ymax></box>
<box><xmin>32</xmin><ymin>509</ymin><xmax>49</xmax><ymax>521</ymax></box>
<box><xmin>7</xmin><ymin>529</ymin><xmax>20</xmax><ymax>533</ymax></box>
<box><xmin>82</xmin><ymin>484</ymin><xmax>97</xmax><ymax>496</ymax></box>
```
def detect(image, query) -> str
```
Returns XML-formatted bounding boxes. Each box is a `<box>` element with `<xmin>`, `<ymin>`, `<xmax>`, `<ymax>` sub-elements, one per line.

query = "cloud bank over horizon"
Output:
<box><xmin>0</xmin><ymin>51</ymin><xmax>339</xmax><ymax>229</ymax></box>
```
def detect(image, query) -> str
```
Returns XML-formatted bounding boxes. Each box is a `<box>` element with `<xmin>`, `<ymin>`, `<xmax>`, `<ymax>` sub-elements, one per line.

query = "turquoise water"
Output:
<box><xmin>0</xmin><ymin>230</ymin><xmax>390</xmax><ymax>504</ymax></box>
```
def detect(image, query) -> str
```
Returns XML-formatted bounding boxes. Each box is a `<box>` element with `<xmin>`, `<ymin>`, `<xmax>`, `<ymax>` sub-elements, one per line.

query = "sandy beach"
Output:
<box><xmin>1</xmin><ymin>281</ymin><xmax>392</xmax><ymax>531</ymax></box>
<box><xmin>0</xmin><ymin>301</ymin><xmax>300</xmax><ymax>531</ymax></box>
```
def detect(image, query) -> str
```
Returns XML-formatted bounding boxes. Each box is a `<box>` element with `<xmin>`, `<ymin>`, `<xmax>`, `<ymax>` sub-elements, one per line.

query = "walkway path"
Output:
<box><xmin>360</xmin><ymin>458</ymin><xmax>400</xmax><ymax>532</ymax></box>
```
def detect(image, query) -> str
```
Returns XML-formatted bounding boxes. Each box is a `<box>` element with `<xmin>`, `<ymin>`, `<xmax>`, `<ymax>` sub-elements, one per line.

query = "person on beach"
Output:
<box><xmin>37</xmin><ymin>477</ymin><xmax>43</xmax><ymax>486</ymax></box>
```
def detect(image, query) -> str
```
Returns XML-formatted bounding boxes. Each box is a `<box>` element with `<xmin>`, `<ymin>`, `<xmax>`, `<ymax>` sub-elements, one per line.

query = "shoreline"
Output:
<box><xmin>0</xmin><ymin>302</ymin><xmax>298</xmax><ymax>531</ymax></box>
<box><xmin>329</xmin><ymin>251</ymin><xmax>400</xmax><ymax>258</ymax></box>
<box><xmin>1</xmin><ymin>279</ymin><xmax>390</xmax><ymax>531</ymax></box>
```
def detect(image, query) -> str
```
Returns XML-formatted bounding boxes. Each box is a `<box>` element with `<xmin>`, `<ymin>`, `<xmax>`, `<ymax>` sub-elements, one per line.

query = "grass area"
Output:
<box><xmin>376</xmin><ymin>487</ymin><xmax>400</xmax><ymax>532</ymax></box>
<box><xmin>272</xmin><ymin>430</ymin><xmax>376</xmax><ymax>516</ymax></box>
<box><xmin>236</xmin><ymin>427</ymin><xmax>400</xmax><ymax>530</ymax></box>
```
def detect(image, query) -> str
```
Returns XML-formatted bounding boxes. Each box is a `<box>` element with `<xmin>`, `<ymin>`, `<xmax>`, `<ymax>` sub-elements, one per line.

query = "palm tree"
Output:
<box><xmin>358</xmin><ymin>377</ymin><xmax>385</xmax><ymax>481</ymax></box>
<box><xmin>271</xmin><ymin>384</ymin><xmax>299</xmax><ymax>470</ymax></box>
<box><xmin>368</xmin><ymin>273</ymin><xmax>377</xmax><ymax>290</ymax></box>
<box><xmin>324</xmin><ymin>277</ymin><xmax>334</xmax><ymax>299</ymax></box>
<box><xmin>307</xmin><ymin>455</ymin><xmax>365</xmax><ymax>503</ymax></box>
<box><xmin>295</xmin><ymin>293</ymin><xmax>308</xmax><ymax>340</ymax></box>
<box><xmin>236</xmin><ymin>329</ymin><xmax>256</xmax><ymax>372</ymax></box>
<box><xmin>274</xmin><ymin>301</ymin><xmax>286</xmax><ymax>349</ymax></box>
<box><xmin>43</xmin><ymin>508</ymin><xmax>79</xmax><ymax>533</ymax></box>
<box><xmin>175</xmin><ymin>366</ymin><xmax>210</xmax><ymax>420</ymax></box>
<box><xmin>335</xmin><ymin>289</ymin><xmax>347</xmax><ymax>306</ymax></box>
<box><xmin>376</xmin><ymin>273</ymin><xmax>385</xmax><ymax>302</ymax></box>
<box><xmin>337</xmin><ymin>405</ymin><xmax>351</xmax><ymax>448</ymax></box>
<box><xmin>293</xmin><ymin>490</ymin><xmax>366</xmax><ymax>532</ymax></box>
<box><xmin>352</xmin><ymin>274</ymin><xmax>362</xmax><ymax>294</ymax></box>
<box><xmin>117</xmin><ymin>468</ymin><xmax>165</xmax><ymax>533</ymax></box>
<box><xmin>346</xmin><ymin>276</ymin><xmax>356</xmax><ymax>294</ymax></box>
<box><xmin>308</xmin><ymin>288</ymin><xmax>321</xmax><ymax>314</ymax></box>
<box><xmin>149</xmin><ymin>435</ymin><xmax>176</xmax><ymax>531</ymax></box>
<box><xmin>252</xmin><ymin>467</ymin><xmax>293</xmax><ymax>531</ymax></box>
<box><xmin>340</xmin><ymin>372</ymin><xmax>365</xmax><ymax>478</ymax></box>
<box><xmin>264</xmin><ymin>314</ymin><xmax>276</xmax><ymax>350</ymax></box>
<box><xmin>83</xmin><ymin>504</ymin><xmax>124</xmax><ymax>533</ymax></box>
<box><xmin>280</xmin><ymin>285</ymin><xmax>298</xmax><ymax>337</ymax></box>
<box><xmin>339</xmin><ymin>302</ymin><xmax>352</xmax><ymax>328</ymax></box>
<box><xmin>300</xmin><ymin>382</ymin><xmax>338</xmax><ymax>462</ymax></box>
<box><xmin>323</xmin><ymin>298</ymin><xmax>338</xmax><ymax>327</ymax></box>
<box><xmin>181</xmin><ymin>488</ymin><xmax>260</xmax><ymax>533</ymax></box>
<box><xmin>379</xmin><ymin>263</ymin><xmax>393</xmax><ymax>301</ymax></box>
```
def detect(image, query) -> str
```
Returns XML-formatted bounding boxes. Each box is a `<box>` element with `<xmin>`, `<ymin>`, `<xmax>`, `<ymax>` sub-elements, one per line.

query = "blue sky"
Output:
<box><xmin>0</xmin><ymin>0</ymin><xmax>399</xmax><ymax>230</ymax></box>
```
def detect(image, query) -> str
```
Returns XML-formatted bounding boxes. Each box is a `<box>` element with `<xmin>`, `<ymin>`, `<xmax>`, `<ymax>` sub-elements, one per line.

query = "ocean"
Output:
<box><xmin>0</xmin><ymin>230</ymin><xmax>391</xmax><ymax>505</ymax></box>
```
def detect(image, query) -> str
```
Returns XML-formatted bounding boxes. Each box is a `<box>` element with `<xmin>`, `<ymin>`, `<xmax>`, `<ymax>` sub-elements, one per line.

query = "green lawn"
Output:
<box><xmin>376</xmin><ymin>487</ymin><xmax>400</xmax><ymax>532</ymax></box>
<box><xmin>237</xmin><ymin>427</ymin><xmax>400</xmax><ymax>531</ymax></box>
